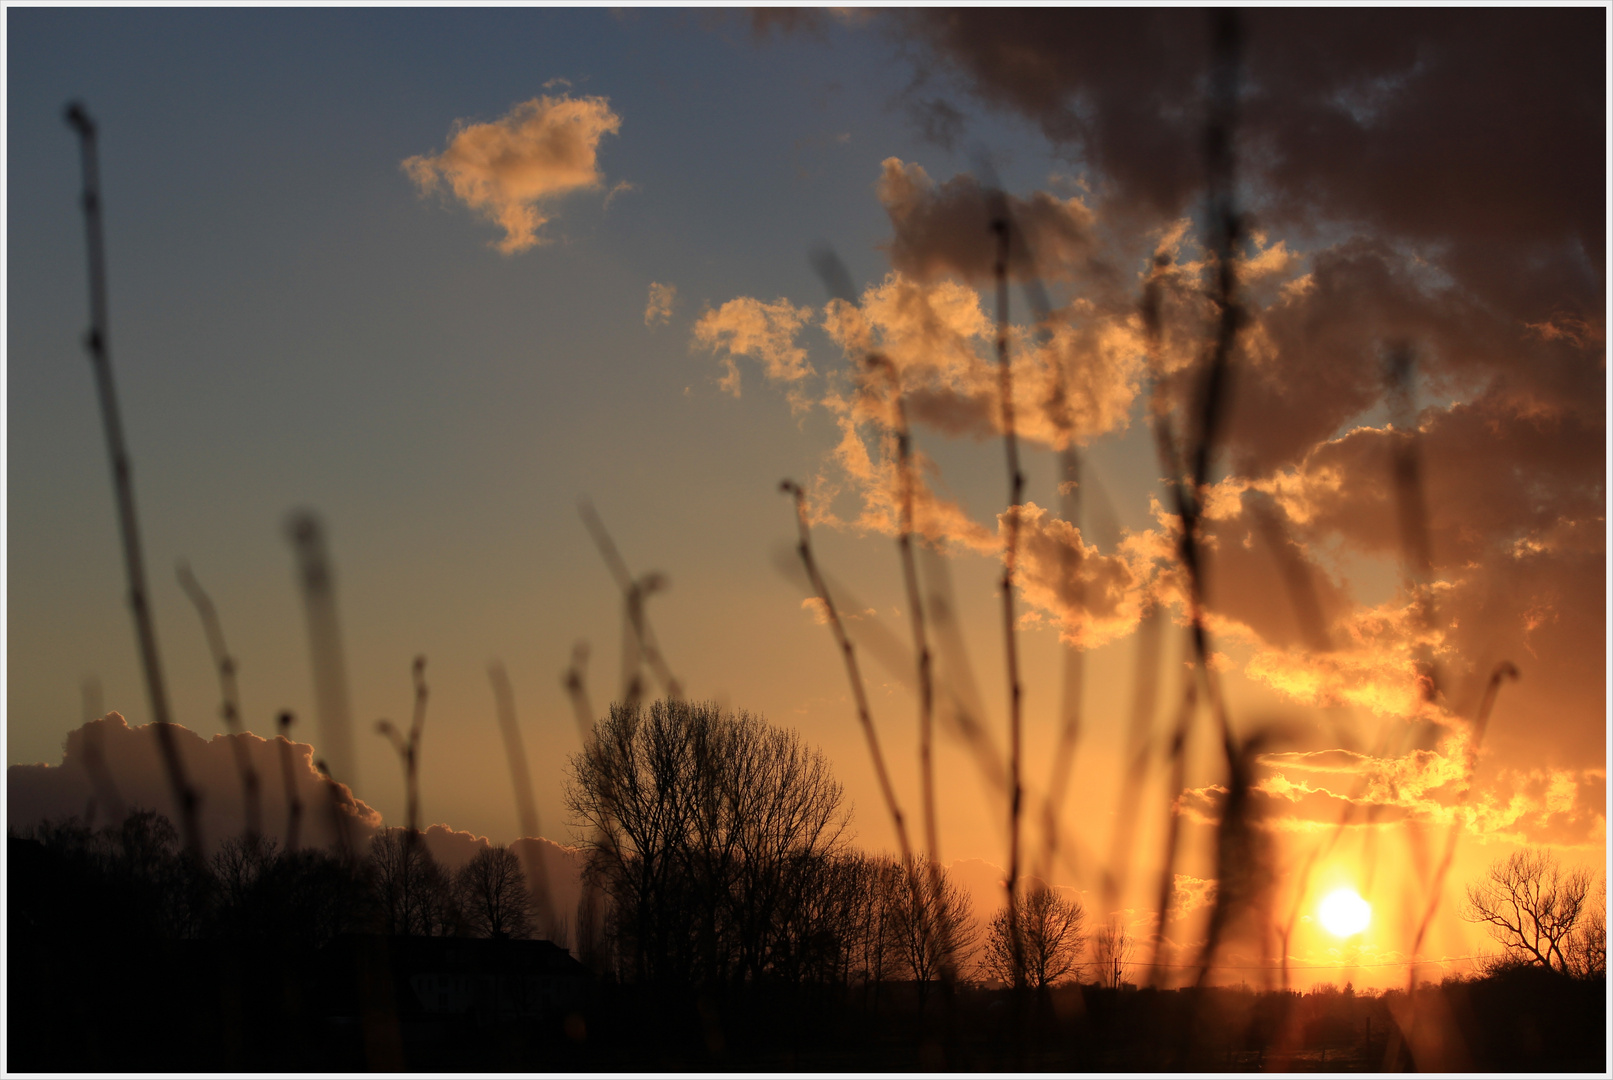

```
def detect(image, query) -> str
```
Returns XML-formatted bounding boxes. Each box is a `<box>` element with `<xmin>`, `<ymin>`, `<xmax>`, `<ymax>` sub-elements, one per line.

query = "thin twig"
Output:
<box><xmin>314</xmin><ymin>756</ymin><xmax>353</xmax><ymax>864</ymax></box>
<box><xmin>1139</xmin><ymin>11</ymin><xmax>1247</xmax><ymax>988</ymax></box>
<box><xmin>1101</xmin><ymin>601</ymin><xmax>1163</xmax><ymax>916</ymax></box>
<box><xmin>1407</xmin><ymin>661</ymin><xmax>1519</xmax><ymax>982</ymax></box>
<box><xmin>490</xmin><ymin>662</ymin><xmax>558</xmax><ymax>938</ymax></box>
<box><xmin>579</xmin><ymin>501</ymin><xmax>683</xmax><ymax>703</ymax></box>
<box><xmin>781</xmin><ymin>480</ymin><xmax>914</xmax><ymax>866</ymax></box>
<box><xmin>1037</xmin><ymin>441</ymin><xmax>1085</xmax><ymax>887</ymax></box>
<box><xmin>276</xmin><ymin>710</ymin><xmax>303</xmax><ymax>853</ymax></box>
<box><xmin>915</xmin><ymin>546</ymin><xmax>1012</xmax><ymax>814</ymax></box>
<box><xmin>1148</xmin><ymin>679</ymin><xmax>1197</xmax><ymax>985</ymax></box>
<box><xmin>1385</xmin><ymin>342</ymin><xmax>1443</xmax><ymax>708</ymax></box>
<box><xmin>988</xmin><ymin>197</ymin><xmax>1028</xmax><ymax>992</ymax></box>
<box><xmin>286</xmin><ymin>511</ymin><xmax>358</xmax><ymax>796</ymax></box>
<box><xmin>79</xmin><ymin>682</ymin><xmax>126</xmax><ymax>830</ymax></box>
<box><xmin>814</xmin><ymin>245</ymin><xmax>945</xmax><ymax>891</ymax></box>
<box><xmin>562</xmin><ymin>641</ymin><xmax>597</xmax><ymax>745</ymax></box>
<box><xmin>870</xmin><ymin>354</ymin><xmax>963</xmax><ymax>996</ymax></box>
<box><xmin>375</xmin><ymin>655</ymin><xmax>428</xmax><ymax>837</ymax></box>
<box><xmin>177</xmin><ymin>561</ymin><xmax>262</xmax><ymax>841</ymax></box>
<box><xmin>65</xmin><ymin>101</ymin><xmax>200</xmax><ymax>855</ymax></box>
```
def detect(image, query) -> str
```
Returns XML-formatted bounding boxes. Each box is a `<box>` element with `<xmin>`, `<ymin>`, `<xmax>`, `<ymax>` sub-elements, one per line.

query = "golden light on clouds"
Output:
<box><xmin>692</xmin><ymin>296</ymin><xmax>815</xmax><ymax>396</ymax></box>
<box><xmin>403</xmin><ymin>94</ymin><xmax>622</xmax><ymax>253</ymax></box>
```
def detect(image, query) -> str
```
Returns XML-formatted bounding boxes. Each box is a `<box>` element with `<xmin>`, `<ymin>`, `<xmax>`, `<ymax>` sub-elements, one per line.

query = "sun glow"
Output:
<box><xmin>1318</xmin><ymin>888</ymin><xmax>1372</xmax><ymax>937</ymax></box>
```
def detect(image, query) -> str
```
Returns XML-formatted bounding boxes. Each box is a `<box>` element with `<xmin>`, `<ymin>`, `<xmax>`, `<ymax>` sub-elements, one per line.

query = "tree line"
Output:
<box><xmin>18</xmin><ymin>810</ymin><xmax>546</xmax><ymax>947</ymax></box>
<box><xmin>565</xmin><ymin>698</ymin><xmax>1093</xmax><ymax>1000</ymax></box>
<box><xmin>14</xmin><ymin>698</ymin><xmax>1602</xmax><ymax>994</ymax></box>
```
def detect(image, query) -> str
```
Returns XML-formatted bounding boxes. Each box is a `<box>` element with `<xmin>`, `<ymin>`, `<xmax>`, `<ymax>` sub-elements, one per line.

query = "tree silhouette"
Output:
<box><xmin>1091</xmin><ymin>914</ymin><xmax>1134</xmax><ymax>989</ymax></box>
<box><xmin>1566</xmin><ymin>877</ymin><xmax>1607</xmax><ymax>978</ymax></box>
<box><xmin>455</xmin><ymin>844</ymin><xmax>533</xmax><ymax>939</ymax></box>
<box><xmin>883</xmin><ymin>855</ymin><xmax>976</xmax><ymax>1007</ymax></box>
<box><xmin>981</xmin><ymin>882</ymin><xmax>1085</xmax><ymax>990</ymax></box>
<box><xmin>1464</xmin><ymin>848</ymin><xmax>1595</xmax><ymax>974</ymax></box>
<box><xmin>834</xmin><ymin>852</ymin><xmax>899</xmax><ymax>1004</ymax></box>
<box><xmin>369</xmin><ymin>827</ymin><xmax>460</xmax><ymax>936</ymax></box>
<box><xmin>566</xmin><ymin>699</ymin><xmax>849</xmax><ymax>987</ymax></box>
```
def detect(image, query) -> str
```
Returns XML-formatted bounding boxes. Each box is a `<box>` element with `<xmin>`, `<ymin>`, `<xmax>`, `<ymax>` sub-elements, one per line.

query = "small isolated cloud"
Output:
<box><xmin>801</xmin><ymin>596</ymin><xmax>832</xmax><ymax>624</ymax></box>
<box><xmin>644</xmin><ymin>281</ymin><xmax>677</xmax><ymax>327</ymax></box>
<box><xmin>603</xmin><ymin>179</ymin><xmax>636</xmax><ymax>211</ymax></box>
<box><xmin>800</xmin><ymin>597</ymin><xmax>875</xmax><ymax>625</ymax></box>
<box><xmin>692</xmin><ymin>296</ymin><xmax>814</xmax><ymax>396</ymax></box>
<box><xmin>403</xmin><ymin>94</ymin><xmax>622</xmax><ymax>253</ymax></box>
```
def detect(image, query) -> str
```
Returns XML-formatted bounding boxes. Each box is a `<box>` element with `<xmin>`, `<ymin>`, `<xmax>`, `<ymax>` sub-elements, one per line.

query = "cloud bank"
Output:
<box><xmin>696</xmin><ymin>9</ymin><xmax>1602</xmax><ymax>877</ymax></box>
<box><xmin>7</xmin><ymin>712</ymin><xmax>380</xmax><ymax>852</ymax></box>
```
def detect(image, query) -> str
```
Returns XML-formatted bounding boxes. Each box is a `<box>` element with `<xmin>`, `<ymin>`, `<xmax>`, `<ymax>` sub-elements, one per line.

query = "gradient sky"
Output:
<box><xmin>7</xmin><ymin>8</ymin><xmax>1606</xmax><ymax>989</ymax></box>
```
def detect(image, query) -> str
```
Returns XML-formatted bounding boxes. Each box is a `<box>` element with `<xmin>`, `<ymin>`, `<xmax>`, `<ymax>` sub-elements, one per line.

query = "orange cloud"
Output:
<box><xmin>644</xmin><ymin>281</ymin><xmax>676</xmax><ymax>326</ymax></box>
<box><xmin>1010</xmin><ymin>501</ymin><xmax>1172</xmax><ymax>649</ymax></box>
<box><xmin>692</xmin><ymin>296</ymin><xmax>814</xmax><ymax>396</ymax></box>
<box><xmin>403</xmin><ymin>94</ymin><xmax>622</xmax><ymax>253</ymax></box>
<box><xmin>1195</xmin><ymin>739</ymin><xmax>1612</xmax><ymax>849</ymax></box>
<box><xmin>1239</xmin><ymin>591</ymin><xmax>1450</xmax><ymax>721</ymax></box>
<box><xmin>819</xmin><ymin>271</ymin><xmax>1150</xmax><ymax>450</ymax></box>
<box><xmin>692</xmin><ymin>148</ymin><xmax>1602</xmax><ymax>852</ymax></box>
<box><xmin>1170</xmin><ymin>873</ymin><xmax>1219</xmax><ymax>919</ymax></box>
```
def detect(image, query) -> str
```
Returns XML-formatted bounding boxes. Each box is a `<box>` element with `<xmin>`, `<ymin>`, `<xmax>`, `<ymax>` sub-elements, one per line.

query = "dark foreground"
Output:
<box><xmin>9</xmin><ymin>935</ymin><xmax>1604</xmax><ymax>1070</ymax></box>
<box><xmin>8</xmin><ymin>833</ymin><xmax>1605</xmax><ymax>1072</ymax></box>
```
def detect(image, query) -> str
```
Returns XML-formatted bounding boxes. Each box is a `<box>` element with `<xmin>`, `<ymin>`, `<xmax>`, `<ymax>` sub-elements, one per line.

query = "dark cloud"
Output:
<box><xmin>900</xmin><ymin>10</ymin><xmax>1603</xmax><ymax>310</ymax></box>
<box><xmin>1197</xmin><ymin>498</ymin><xmax>1351</xmax><ymax>654</ymax></box>
<box><xmin>906</xmin><ymin>97</ymin><xmax>967</xmax><ymax>151</ymax></box>
<box><xmin>876</xmin><ymin>157</ymin><xmax>1102</xmax><ymax>284</ymax></box>
<box><xmin>7</xmin><ymin>713</ymin><xmax>380</xmax><ymax>852</ymax></box>
<box><xmin>8</xmin><ymin>716</ymin><xmax>592</xmax><ymax>915</ymax></box>
<box><xmin>896</xmin><ymin>9</ymin><xmax>1605</xmax><ymax>505</ymax></box>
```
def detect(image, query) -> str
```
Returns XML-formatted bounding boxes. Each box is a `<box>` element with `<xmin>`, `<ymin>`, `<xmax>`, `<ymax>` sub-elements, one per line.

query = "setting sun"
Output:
<box><xmin>1319</xmin><ymin>888</ymin><xmax>1372</xmax><ymax>937</ymax></box>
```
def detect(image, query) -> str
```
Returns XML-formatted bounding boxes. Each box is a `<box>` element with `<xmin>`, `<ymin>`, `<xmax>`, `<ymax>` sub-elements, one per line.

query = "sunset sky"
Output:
<box><xmin>7</xmin><ymin>8</ymin><xmax>1605</xmax><ymax>989</ymax></box>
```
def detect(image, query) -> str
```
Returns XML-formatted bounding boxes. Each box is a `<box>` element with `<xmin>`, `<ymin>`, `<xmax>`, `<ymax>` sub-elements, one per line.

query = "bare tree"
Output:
<box><xmin>207</xmin><ymin>833</ymin><xmax>368</xmax><ymax>945</ymax></box>
<box><xmin>1092</xmin><ymin>915</ymin><xmax>1134</xmax><ymax>989</ymax></box>
<box><xmin>456</xmin><ymin>845</ymin><xmax>533</xmax><ymax>939</ymax></box>
<box><xmin>368</xmin><ymin>827</ymin><xmax>460</xmax><ymax>936</ymax></box>
<box><xmin>981</xmin><ymin>883</ymin><xmax>1086</xmax><ymax>990</ymax></box>
<box><xmin>1463</xmin><ymin>847</ymin><xmax>1592</xmax><ymax>973</ymax></box>
<box><xmin>574</xmin><ymin>883</ymin><xmax>610</xmax><ymax>973</ymax></box>
<box><xmin>835</xmin><ymin>852</ymin><xmax>899</xmax><ymax>1006</ymax></box>
<box><xmin>210</xmin><ymin>833</ymin><xmax>279</xmax><ymax>937</ymax></box>
<box><xmin>884</xmin><ymin>855</ymin><xmax>976</xmax><ymax>1007</ymax></box>
<box><xmin>1566</xmin><ymin>876</ymin><xmax>1607</xmax><ymax>978</ymax></box>
<box><xmin>566</xmin><ymin>699</ymin><xmax>849</xmax><ymax>987</ymax></box>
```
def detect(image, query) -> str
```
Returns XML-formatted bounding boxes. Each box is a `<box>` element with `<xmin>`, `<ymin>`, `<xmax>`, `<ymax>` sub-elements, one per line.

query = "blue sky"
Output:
<box><xmin>8</xmin><ymin>8</ymin><xmax>1088</xmax><ymax>848</ymax></box>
